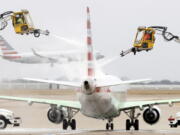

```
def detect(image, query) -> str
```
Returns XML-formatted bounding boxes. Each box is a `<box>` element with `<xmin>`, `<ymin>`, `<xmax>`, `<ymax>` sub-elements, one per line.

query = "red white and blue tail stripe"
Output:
<box><xmin>0</xmin><ymin>36</ymin><xmax>18</xmax><ymax>55</ymax></box>
<box><xmin>86</xmin><ymin>7</ymin><xmax>95</xmax><ymax>77</ymax></box>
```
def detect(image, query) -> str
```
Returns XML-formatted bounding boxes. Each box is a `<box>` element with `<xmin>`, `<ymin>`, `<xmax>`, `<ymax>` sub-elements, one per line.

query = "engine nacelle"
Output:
<box><xmin>47</xmin><ymin>108</ymin><xmax>67</xmax><ymax>124</ymax></box>
<box><xmin>143</xmin><ymin>106</ymin><xmax>161</xmax><ymax>125</ymax></box>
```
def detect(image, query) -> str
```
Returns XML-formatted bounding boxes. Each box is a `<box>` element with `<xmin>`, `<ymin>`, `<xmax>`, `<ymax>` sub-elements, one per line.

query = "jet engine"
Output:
<box><xmin>47</xmin><ymin>108</ymin><xmax>67</xmax><ymax>124</ymax></box>
<box><xmin>143</xmin><ymin>106</ymin><xmax>161</xmax><ymax>125</ymax></box>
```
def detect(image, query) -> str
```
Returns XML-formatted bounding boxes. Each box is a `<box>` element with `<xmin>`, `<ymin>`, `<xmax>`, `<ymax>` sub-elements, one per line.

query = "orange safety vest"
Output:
<box><xmin>143</xmin><ymin>33</ymin><xmax>151</xmax><ymax>40</ymax></box>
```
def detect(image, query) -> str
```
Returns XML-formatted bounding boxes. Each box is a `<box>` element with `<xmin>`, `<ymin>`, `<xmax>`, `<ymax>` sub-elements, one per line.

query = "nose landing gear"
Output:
<box><xmin>62</xmin><ymin>108</ymin><xmax>79</xmax><ymax>130</ymax></box>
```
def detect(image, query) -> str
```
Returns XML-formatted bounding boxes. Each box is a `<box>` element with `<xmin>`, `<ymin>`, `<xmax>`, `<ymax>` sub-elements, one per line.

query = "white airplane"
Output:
<box><xmin>0</xmin><ymin>7</ymin><xmax>179</xmax><ymax>131</ymax></box>
<box><xmin>0</xmin><ymin>35</ymin><xmax>104</xmax><ymax>65</ymax></box>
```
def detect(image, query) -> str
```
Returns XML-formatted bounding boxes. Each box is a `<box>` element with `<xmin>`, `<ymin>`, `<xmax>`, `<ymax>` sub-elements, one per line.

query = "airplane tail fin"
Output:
<box><xmin>0</xmin><ymin>35</ymin><xmax>18</xmax><ymax>55</ymax></box>
<box><xmin>86</xmin><ymin>7</ymin><xmax>95</xmax><ymax>78</ymax></box>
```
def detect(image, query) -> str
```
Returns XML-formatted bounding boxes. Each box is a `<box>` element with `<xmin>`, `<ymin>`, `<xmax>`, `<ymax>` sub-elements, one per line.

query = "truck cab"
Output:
<box><xmin>133</xmin><ymin>27</ymin><xmax>155</xmax><ymax>51</ymax></box>
<box><xmin>168</xmin><ymin>112</ymin><xmax>180</xmax><ymax>128</ymax></box>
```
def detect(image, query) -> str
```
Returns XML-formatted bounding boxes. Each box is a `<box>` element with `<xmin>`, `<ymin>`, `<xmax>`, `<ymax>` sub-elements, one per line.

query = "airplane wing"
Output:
<box><xmin>23</xmin><ymin>78</ymin><xmax>81</xmax><ymax>88</ymax></box>
<box><xmin>97</xmin><ymin>79</ymin><xmax>151</xmax><ymax>87</ymax></box>
<box><xmin>116</xmin><ymin>79</ymin><xmax>151</xmax><ymax>85</ymax></box>
<box><xmin>32</xmin><ymin>49</ymin><xmax>80</xmax><ymax>63</ymax></box>
<box><xmin>0</xmin><ymin>96</ymin><xmax>81</xmax><ymax>109</ymax></box>
<box><xmin>32</xmin><ymin>49</ymin><xmax>58</xmax><ymax>63</ymax></box>
<box><xmin>32</xmin><ymin>49</ymin><xmax>104</xmax><ymax>62</ymax></box>
<box><xmin>119</xmin><ymin>99</ymin><xmax>180</xmax><ymax>110</ymax></box>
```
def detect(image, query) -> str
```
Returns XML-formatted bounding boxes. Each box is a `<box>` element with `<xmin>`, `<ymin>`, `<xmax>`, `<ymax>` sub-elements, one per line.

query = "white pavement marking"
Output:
<box><xmin>113</xmin><ymin>129</ymin><xmax>180</xmax><ymax>134</ymax></box>
<box><xmin>1</xmin><ymin>128</ymin><xmax>180</xmax><ymax>135</ymax></box>
<box><xmin>0</xmin><ymin>128</ymin><xmax>90</xmax><ymax>135</ymax></box>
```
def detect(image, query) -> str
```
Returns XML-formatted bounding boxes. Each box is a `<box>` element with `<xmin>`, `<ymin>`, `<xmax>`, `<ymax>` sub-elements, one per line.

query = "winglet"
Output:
<box><xmin>31</xmin><ymin>48</ymin><xmax>40</xmax><ymax>57</ymax></box>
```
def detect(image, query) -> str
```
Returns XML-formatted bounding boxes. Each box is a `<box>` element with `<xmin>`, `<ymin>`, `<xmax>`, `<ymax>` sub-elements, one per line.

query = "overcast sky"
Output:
<box><xmin>0</xmin><ymin>0</ymin><xmax>180</xmax><ymax>81</ymax></box>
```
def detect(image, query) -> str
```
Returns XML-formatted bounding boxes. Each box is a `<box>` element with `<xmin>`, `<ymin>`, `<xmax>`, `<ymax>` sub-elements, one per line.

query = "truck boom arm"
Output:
<box><xmin>120</xmin><ymin>26</ymin><xmax>180</xmax><ymax>57</ymax></box>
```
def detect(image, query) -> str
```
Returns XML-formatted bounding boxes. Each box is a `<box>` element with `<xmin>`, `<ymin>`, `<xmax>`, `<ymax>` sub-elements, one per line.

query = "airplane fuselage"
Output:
<box><xmin>2</xmin><ymin>53</ymin><xmax>81</xmax><ymax>64</ymax></box>
<box><xmin>77</xmin><ymin>75</ymin><xmax>123</xmax><ymax>120</ymax></box>
<box><xmin>3</xmin><ymin>55</ymin><xmax>48</xmax><ymax>64</ymax></box>
<box><xmin>78</xmin><ymin>90</ymin><xmax>120</xmax><ymax>119</ymax></box>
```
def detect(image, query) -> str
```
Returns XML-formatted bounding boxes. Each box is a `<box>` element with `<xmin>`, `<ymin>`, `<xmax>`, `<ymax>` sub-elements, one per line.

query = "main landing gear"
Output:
<box><xmin>62</xmin><ymin>108</ymin><xmax>78</xmax><ymax>130</ymax></box>
<box><xmin>106</xmin><ymin>119</ymin><xmax>114</xmax><ymax>130</ymax></box>
<box><xmin>63</xmin><ymin>119</ymin><xmax>76</xmax><ymax>130</ymax></box>
<box><xmin>124</xmin><ymin>109</ymin><xmax>141</xmax><ymax>130</ymax></box>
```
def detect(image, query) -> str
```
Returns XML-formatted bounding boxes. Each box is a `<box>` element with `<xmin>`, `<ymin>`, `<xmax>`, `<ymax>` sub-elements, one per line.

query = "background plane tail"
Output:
<box><xmin>0</xmin><ymin>36</ymin><xmax>18</xmax><ymax>56</ymax></box>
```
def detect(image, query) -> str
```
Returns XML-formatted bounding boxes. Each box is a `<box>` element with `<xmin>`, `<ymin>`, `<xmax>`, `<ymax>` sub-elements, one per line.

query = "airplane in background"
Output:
<box><xmin>0</xmin><ymin>7</ymin><xmax>180</xmax><ymax>131</ymax></box>
<box><xmin>0</xmin><ymin>35</ymin><xmax>104</xmax><ymax>65</ymax></box>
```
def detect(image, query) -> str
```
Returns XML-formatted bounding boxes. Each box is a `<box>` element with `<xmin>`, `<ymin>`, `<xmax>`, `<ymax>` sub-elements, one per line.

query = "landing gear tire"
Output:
<box><xmin>63</xmin><ymin>119</ymin><xmax>76</xmax><ymax>130</ymax></box>
<box><xmin>63</xmin><ymin>119</ymin><xmax>68</xmax><ymax>130</ymax></box>
<box><xmin>126</xmin><ymin>119</ymin><xmax>131</xmax><ymax>130</ymax></box>
<box><xmin>106</xmin><ymin>122</ymin><xmax>114</xmax><ymax>130</ymax></box>
<box><xmin>134</xmin><ymin>119</ymin><xmax>139</xmax><ymax>130</ymax></box>
<box><xmin>124</xmin><ymin>109</ymin><xmax>140</xmax><ymax>131</ymax></box>
<box><xmin>126</xmin><ymin>119</ymin><xmax>139</xmax><ymax>130</ymax></box>
<box><xmin>106</xmin><ymin>123</ymin><xmax>109</xmax><ymax>130</ymax></box>
<box><xmin>70</xmin><ymin>119</ymin><xmax>76</xmax><ymax>130</ymax></box>
<box><xmin>110</xmin><ymin>123</ymin><xmax>114</xmax><ymax>130</ymax></box>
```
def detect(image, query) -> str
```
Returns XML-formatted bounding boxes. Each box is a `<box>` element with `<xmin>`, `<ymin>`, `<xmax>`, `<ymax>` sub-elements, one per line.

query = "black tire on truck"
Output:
<box><xmin>0</xmin><ymin>117</ymin><xmax>7</xmax><ymax>129</ymax></box>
